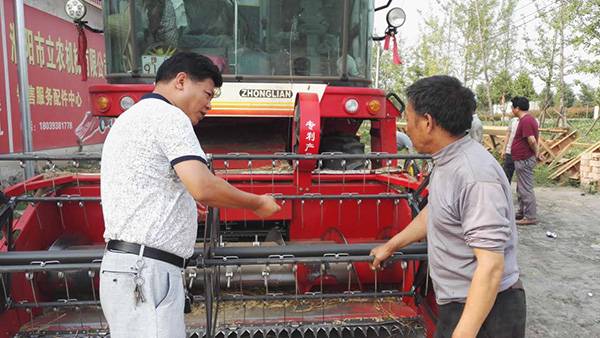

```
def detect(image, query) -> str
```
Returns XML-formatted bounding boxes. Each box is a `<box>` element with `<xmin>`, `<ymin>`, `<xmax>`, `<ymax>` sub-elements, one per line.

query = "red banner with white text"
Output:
<box><xmin>0</xmin><ymin>1</ymin><xmax>107</xmax><ymax>153</ymax></box>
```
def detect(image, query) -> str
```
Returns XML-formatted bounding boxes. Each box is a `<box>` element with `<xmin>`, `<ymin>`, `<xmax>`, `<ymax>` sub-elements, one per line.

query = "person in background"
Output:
<box><xmin>510</xmin><ymin>96</ymin><xmax>539</xmax><ymax>225</ymax></box>
<box><xmin>396</xmin><ymin>130</ymin><xmax>414</xmax><ymax>153</ymax></box>
<box><xmin>501</xmin><ymin>116</ymin><xmax>519</xmax><ymax>183</ymax></box>
<box><xmin>470</xmin><ymin>112</ymin><xmax>484</xmax><ymax>143</ymax></box>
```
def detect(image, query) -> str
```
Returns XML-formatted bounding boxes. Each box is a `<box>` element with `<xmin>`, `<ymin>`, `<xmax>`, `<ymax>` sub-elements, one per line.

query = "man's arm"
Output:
<box><xmin>370</xmin><ymin>206</ymin><xmax>428</xmax><ymax>269</ymax></box>
<box><xmin>527</xmin><ymin>135</ymin><xmax>543</xmax><ymax>161</ymax></box>
<box><xmin>526</xmin><ymin>135</ymin><xmax>538</xmax><ymax>155</ymax></box>
<box><xmin>174</xmin><ymin>160</ymin><xmax>280</xmax><ymax>217</ymax></box>
<box><xmin>452</xmin><ymin>248</ymin><xmax>504</xmax><ymax>338</ymax></box>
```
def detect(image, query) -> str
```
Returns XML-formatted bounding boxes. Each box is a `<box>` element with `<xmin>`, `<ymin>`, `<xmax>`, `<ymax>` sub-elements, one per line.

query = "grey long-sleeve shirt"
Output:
<box><xmin>427</xmin><ymin>136</ymin><xmax>519</xmax><ymax>304</ymax></box>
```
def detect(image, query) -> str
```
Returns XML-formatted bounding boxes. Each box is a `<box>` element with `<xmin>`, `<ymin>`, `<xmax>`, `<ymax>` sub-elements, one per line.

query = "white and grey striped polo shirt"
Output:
<box><xmin>101</xmin><ymin>93</ymin><xmax>206</xmax><ymax>258</ymax></box>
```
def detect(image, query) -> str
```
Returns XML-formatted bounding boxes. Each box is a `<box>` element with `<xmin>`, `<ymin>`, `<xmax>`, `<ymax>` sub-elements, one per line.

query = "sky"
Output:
<box><xmin>372</xmin><ymin>0</ymin><xmax>599</xmax><ymax>94</ymax></box>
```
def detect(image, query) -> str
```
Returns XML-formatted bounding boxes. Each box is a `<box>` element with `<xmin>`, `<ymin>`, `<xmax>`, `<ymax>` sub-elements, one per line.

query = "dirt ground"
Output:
<box><xmin>516</xmin><ymin>186</ymin><xmax>600</xmax><ymax>337</ymax></box>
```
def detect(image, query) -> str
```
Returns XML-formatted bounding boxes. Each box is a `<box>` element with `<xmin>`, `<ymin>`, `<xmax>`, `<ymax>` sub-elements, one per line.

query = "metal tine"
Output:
<box><xmin>271</xmin><ymin>160</ymin><xmax>276</xmax><ymax>195</ymax></box>
<box><xmin>357</xmin><ymin>199</ymin><xmax>362</xmax><ymax>225</ymax></box>
<box><xmin>362</xmin><ymin>159</ymin><xmax>370</xmax><ymax>193</ymax></box>
<box><xmin>293</xmin><ymin>160</ymin><xmax>299</xmax><ymax>193</ymax></box>
<box><xmin>393</xmin><ymin>199</ymin><xmax>399</xmax><ymax>228</ymax></box>
<box><xmin>386</xmin><ymin>160</ymin><xmax>392</xmax><ymax>191</ymax></box>
<box><xmin>88</xmin><ymin>268</ymin><xmax>106</xmax><ymax>329</ymax></box>
<box><xmin>75</xmin><ymin>173</ymin><xmax>91</xmax><ymax>229</ymax></box>
<box><xmin>300</xmin><ymin>200</ymin><xmax>305</xmax><ymax>231</ymax></box>
<box><xmin>32</xmin><ymin>201</ymin><xmax>44</xmax><ymax>230</ymax></box>
<box><xmin>319</xmin><ymin>199</ymin><xmax>324</xmax><ymax>228</ymax></box>
<box><xmin>59</xmin><ymin>271</ymin><xmax>71</xmax><ymax>300</ymax></box>
<box><xmin>77</xmin><ymin>304</ymin><xmax>85</xmax><ymax>333</ymax></box>
<box><xmin>337</xmin><ymin>199</ymin><xmax>342</xmax><ymax>229</ymax></box>
<box><xmin>376</xmin><ymin>199</ymin><xmax>381</xmax><ymax>228</ymax></box>
<box><xmin>293</xmin><ymin>263</ymin><xmax>304</xmax><ymax>323</ymax></box>
<box><xmin>248</xmin><ymin>160</ymin><xmax>254</xmax><ymax>193</ymax></box>
<box><xmin>341</xmin><ymin>159</ymin><xmax>347</xmax><ymax>193</ymax></box>
<box><xmin>239</xmin><ymin>265</ymin><xmax>246</xmax><ymax>325</ymax></box>
<box><xmin>320</xmin><ymin>263</ymin><xmax>325</xmax><ymax>324</ymax></box>
<box><xmin>57</xmin><ymin>200</ymin><xmax>66</xmax><ymax>230</ymax></box>
<box><xmin>346</xmin><ymin>263</ymin><xmax>352</xmax><ymax>294</ymax></box>
<box><xmin>223</xmin><ymin>160</ymin><xmax>229</xmax><ymax>229</ymax></box>
<box><xmin>0</xmin><ymin>273</ymin><xmax>8</xmax><ymax>307</ymax></box>
<box><xmin>25</xmin><ymin>272</ymin><xmax>38</xmax><ymax>306</ymax></box>
<box><xmin>317</xmin><ymin>159</ymin><xmax>323</xmax><ymax>194</ymax></box>
<box><xmin>262</xmin><ymin>264</ymin><xmax>270</xmax><ymax>325</ymax></box>
<box><xmin>25</xmin><ymin>306</ymin><xmax>34</xmax><ymax>330</ymax></box>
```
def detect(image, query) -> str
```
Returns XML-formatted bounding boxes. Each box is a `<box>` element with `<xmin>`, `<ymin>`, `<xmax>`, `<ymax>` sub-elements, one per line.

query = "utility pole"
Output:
<box><xmin>14</xmin><ymin>0</ymin><xmax>34</xmax><ymax>178</ymax></box>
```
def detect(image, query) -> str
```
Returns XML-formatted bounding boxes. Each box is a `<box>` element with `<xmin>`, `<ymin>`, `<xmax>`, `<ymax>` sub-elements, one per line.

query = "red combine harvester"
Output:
<box><xmin>0</xmin><ymin>0</ymin><xmax>437</xmax><ymax>337</ymax></box>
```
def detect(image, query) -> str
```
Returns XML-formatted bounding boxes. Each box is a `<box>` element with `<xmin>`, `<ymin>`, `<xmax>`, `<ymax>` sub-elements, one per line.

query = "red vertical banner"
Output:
<box><xmin>0</xmin><ymin>1</ymin><xmax>107</xmax><ymax>153</ymax></box>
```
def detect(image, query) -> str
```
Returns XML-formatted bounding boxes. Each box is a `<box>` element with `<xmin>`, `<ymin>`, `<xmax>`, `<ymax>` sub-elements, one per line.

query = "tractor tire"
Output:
<box><xmin>319</xmin><ymin>135</ymin><xmax>366</xmax><ymax>170</ymax></box>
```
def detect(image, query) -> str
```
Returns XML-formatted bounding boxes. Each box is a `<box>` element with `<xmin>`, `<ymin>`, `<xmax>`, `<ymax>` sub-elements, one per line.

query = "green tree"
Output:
<box><xmin>572</xmin><ymin>0</ymin><xmax>600</xmax><ymax>74</ymax></box>
<box><xmin>490</xmin><ymin>69</ymin><xmax>513</xmax><ymax>104</ymax></box>
<box><xmin>512</xmin><ymin>72</ymin><xmax>537</xmax><ymax>99</ymax></box>
<box><xmin>576</xmin><ymin>81</ymin><xmax>599</xmax><ymax>106</ymax></box>
<box><xmin>554</xmin><ymin>84</ymin><xmax>575</xmax><ymax>108</ymax></box>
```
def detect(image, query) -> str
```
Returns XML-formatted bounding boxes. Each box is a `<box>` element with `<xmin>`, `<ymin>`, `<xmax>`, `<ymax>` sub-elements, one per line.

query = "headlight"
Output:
<box><xmin>387</xmin><ymin>8</ymin><xmax>406</xmax><ymax>28</ymax></box>
<box><xmin>344</xmin><ymin>98</ymin><xmax>359</xmax><ymax>114</ymax></box>
<box><xmin>120</xmin><ymin>96</ymin><xmax>135</xmax><ymax>110</ymax></box>
<box><xmin>64</xmin><ymin>0</ymin><xmax>87</xmax><ymax>21</ymax></box>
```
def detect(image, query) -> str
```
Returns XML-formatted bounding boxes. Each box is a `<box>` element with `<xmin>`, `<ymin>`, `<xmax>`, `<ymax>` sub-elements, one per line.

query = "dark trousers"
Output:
<box><xmin>434</xmin><ymin>288</ymin><xmax>526</xmax><ymax>338</ymax></box>
<box><xmin>503</xmin><ymin>154</ymin><xmax>515</xmax><ymax>183</ymax></box>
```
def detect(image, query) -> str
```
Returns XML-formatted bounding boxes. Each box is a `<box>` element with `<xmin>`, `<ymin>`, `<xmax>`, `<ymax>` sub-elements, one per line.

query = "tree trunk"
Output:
<box><xmin>474</xmin><ymin>0</ymin><xmax>494</xmax><ymax>115</ymax></box>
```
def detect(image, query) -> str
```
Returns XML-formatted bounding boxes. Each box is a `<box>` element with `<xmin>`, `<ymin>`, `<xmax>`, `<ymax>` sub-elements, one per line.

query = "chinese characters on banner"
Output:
<box><xmin>0</xmin><ymin>2</ymin><xmax>107</xmax><ymax>153</ymax></box>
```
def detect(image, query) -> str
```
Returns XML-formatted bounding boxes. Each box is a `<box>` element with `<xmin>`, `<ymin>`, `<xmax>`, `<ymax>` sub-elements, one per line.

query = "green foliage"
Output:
<box><xmin>512</xmin><ymin>72</ymin><xmax>536</xmax><ymax>99</ymax></box>
<box><xmin>490</xmin><ymin>69</ymin><xmax>513</xmax><ymax>104</ymax></box>
<box><xmin>575</xmin><ymin>81</ymin><xmax>600</xmax><ymax>106</ymax></box>
<box><xmin>572</xmin><ymin>0</ymin><xmax>600</xmax><ymax>74</ymax></box>
<box><xmin>554</xmin><ymin>84</ymin><xmax>576</xmax><ymax>108</ymax></box>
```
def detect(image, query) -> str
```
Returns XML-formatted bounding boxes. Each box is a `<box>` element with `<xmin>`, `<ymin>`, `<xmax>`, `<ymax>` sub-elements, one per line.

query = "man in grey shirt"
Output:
<box><xmin>371</xmin><ymin>76</ymin><xmax>525</xmax><ymax>338</ymax></box>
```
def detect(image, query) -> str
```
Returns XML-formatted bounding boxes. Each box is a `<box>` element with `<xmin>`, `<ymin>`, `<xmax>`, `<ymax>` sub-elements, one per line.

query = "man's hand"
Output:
<box><xmin>252</xmin><ymin>195</ymin><xmax>281</xmax><ymax>218</ymax></box>
<box><xmin>500</xmin><ymin>152</ymin><xmax>505</xmax><ymax>160</ymax></box>
<box><xmin>370</xmin><ymin>243</ymin><xmax>395</xmax><ymax>270</ymax></box>
<box><xmin>536</xmin><ymin>152</ymin><xmax>545</xmax><ymax>162</ymax></box>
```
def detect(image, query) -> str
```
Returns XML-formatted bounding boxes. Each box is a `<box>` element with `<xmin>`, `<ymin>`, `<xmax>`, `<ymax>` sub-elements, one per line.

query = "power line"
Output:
<box><xmin>489</xmin><ymin>0</ymin><xmax>570</xmax><ymax>40</ymax></box>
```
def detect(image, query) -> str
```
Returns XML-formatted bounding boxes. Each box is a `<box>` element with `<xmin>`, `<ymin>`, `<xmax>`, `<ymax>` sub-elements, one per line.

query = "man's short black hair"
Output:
<box><xmin>155</xmin><ymin>52</ymin><xmax>223</xmax><ymax>87</ymax></box>
<box><xmin>511</xmin><ymin>96</ymin><xmax>529</xmax><ymax>111</ymax></box>
<box><xmin>406</xmin><ymin>75</ymin><xmax>476</xmax><ymax>136</ymax></box>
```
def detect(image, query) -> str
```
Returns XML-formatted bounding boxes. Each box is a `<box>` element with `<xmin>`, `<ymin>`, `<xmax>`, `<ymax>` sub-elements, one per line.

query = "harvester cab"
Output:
<box><xmin>0</xmin><ymin>1</ymin><xmax>436</xmax><ymax>337</ymax></box>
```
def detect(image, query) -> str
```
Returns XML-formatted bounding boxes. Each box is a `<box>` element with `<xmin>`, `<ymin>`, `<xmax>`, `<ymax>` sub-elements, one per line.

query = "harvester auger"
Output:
<box><xmin>0</xmin><ymin>150</ymin><xmax>435</xmax><ymax>338</ymax></box>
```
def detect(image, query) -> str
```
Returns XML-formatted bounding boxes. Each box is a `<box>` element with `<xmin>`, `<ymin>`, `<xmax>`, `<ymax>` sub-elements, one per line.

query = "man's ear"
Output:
<box><xmin>174</xmin><ymin>72</ymin><xmax>187</xmax><ymax>90</ymax></box>
<box><xmin>424</xmin><ymin>113</ymin><xmax>435</xmax><ymax>134</ymax></box>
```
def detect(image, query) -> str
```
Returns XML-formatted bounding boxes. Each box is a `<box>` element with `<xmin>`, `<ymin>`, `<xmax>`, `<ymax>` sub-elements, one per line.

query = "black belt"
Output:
<box><xmin>106</xmin><ymin>240</ymin><xmax>186</xmax><ymax>268</ymax></box>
